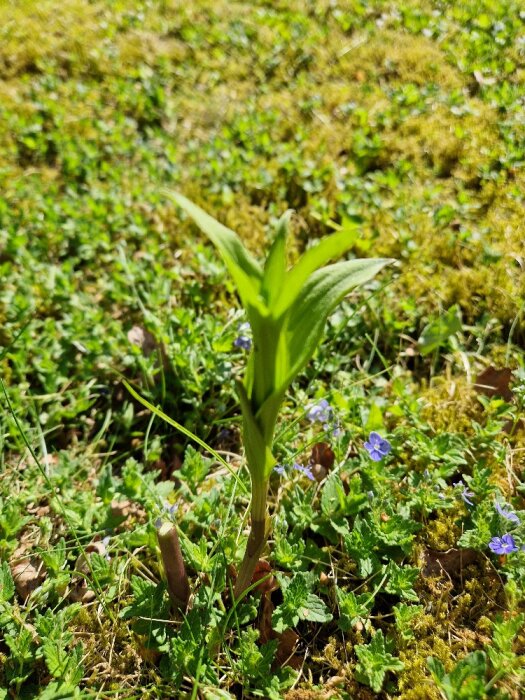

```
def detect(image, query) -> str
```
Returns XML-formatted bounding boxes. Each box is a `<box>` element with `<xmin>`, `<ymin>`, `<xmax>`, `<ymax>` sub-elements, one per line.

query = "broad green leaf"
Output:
<box><xmin>166</xmin><ymin>191</ymin><xmax>266</xmax><ymax>313</ymax></box>
<box><xmin>283</xmin><ymin>258</ymin><xmax>392</xmax><ymax>387</ymax></box>
<box><xmin>248</xmin><ymin>315</ymin><xmax>286</xmax><ymax>410</ymax></box>
<box><xmin>236</xmin><ymin>381</ymin><xmax>275</xmax><ymax>480</ymax></box>
<box><xmin>273</xmin><ymin>227</ymin><xmax>370</xmax><ymax>317</ymax></box>
<box><xmin>261</xmin><ymin>211</ymin><xmax>291</xmax><ymax>307</ymax></box>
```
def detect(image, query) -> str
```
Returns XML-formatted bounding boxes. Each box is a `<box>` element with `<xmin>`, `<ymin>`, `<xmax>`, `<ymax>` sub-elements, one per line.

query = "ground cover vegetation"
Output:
<box><xmin>0</xmin><ymin>0</ymin><xmax>524</xmax><ymax>698</ymax></box>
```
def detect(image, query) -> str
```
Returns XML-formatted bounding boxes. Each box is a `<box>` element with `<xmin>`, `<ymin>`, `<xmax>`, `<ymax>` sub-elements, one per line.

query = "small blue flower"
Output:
<box><xmin>274</xmin><ymin>462</ymin><xmax>314</xmax><ymax>480</ymax></box>
<box><xmin>293</xmin><ymin>462</ymin><xmax>315</xmax><ymax>481</ymax></box>
<box><xmin>456</xmin><ymin>483</ymin><xmax>474</xmax><ymax>506</ymax></box>
<box><xmin>495</xmin><ymin>502</ymin><xmax>520</xmax><ymax>524</ymax></box>
<box><xmin>364</xmin><ymin>431</ymin><xmax>392</xmax><ymax>461</ymax></box>
<box><xmin>489</xmin><ymin>534</ymin><xmax>519</xmax><ymax>555</ymax></box>
<box><xmin>233</xmin><ymin>322</ymin><xmax>252</xmax><ymax>350</ymax></box>
<box><xmin>306</xmin><ymin>399</ymin><xmax>332</xmax><ymax>424</ymax></box>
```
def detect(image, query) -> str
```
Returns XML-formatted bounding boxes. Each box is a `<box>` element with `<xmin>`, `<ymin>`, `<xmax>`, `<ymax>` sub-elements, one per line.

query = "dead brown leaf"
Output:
<box><xmin>421</xmin><ymin>547</ymin><xmax>478</xmax><ymax>578</ymax></box>
<box><xmin>11</xmin><ymin>557</ymin><xmax>46</xmax><ymax>600</ymax></box>
<box><xmin>259</xmin><ymin>585</ymin><xmax>301</xmax><ymax>669</ymax></box>
<box><xmin>474</xmin><ymin>366</ymin><xmax>514</xmax><ymax>402</ymax></box>
<box><xmin>251</xmin><ymin>560</ymin><xmax>278</xmax><ymax>595</ymax></box>
<box><xmin>310</xmin><ymin>442</ymin><xmax>335</xmax><ymax>471</ymax></box>
<box><xmin>127</xmin><ymin>325</ymin><xmax>168</xmax><ymax>368</ymax></box>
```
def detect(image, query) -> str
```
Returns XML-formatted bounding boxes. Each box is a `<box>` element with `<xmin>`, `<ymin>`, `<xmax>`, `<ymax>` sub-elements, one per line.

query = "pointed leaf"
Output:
<box><xmin>261</xmin><ymin>210</ymin><xmax>292</xmax><ymax>307</ymax></box>
<box><xmin>166</xmin><ymin>191</ymin><xmax>266</xmax><ymax>313</ymax></box>
<box><xmin>284</xmin><ymin>258</ymin><xmax>392</xmax><ymax>386</ymax></box>
<box><xmin>273</xmin><ymin>227</ymin><xmax>368</xmax><ymax>317</ymax></box>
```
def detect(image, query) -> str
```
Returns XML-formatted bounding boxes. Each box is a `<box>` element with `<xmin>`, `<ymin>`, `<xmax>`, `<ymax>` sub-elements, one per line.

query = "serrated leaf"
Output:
<box><xmin>0</xmin><ymin>561</ymin><xmax>15</xmax><ymax>602</ymax></box>
<box><xmin>385</xmin><ymin>561</ymin><xmax>419</xmax><ymax>602</ymax></box>
<box><xmin>272</xmin><ymin>571</ymin><xmax>330</xmax><ymax>632</ymax></box>
<box><xmin>299</xmin><ymin>593</ymin><xmax>332</xmax><ymax>624</ymax></box>
<box><xmin>355</xmin><ymin>630</ymin><xmax>404</xmax><ymax>693</ymax></box>
<box><xmin>337</xmin><ymin>588</ymin><xmax>373</xmax><ymax>631</ymax></box>
<box><xmin>428</xmin><ymin>651</ymin><xmax>487</xmax><ymax>700</ymax></box>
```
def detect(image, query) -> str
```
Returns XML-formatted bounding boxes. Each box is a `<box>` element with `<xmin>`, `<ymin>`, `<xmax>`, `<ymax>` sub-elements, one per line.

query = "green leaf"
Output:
<box><xmin>486</xmin><ymin>613</ymin><xmax>524</xmax><ymax>671</ymax></box>
<box><xmin>236</xmin><ymin>381</ymin><xmax>275</xmax><ymax>480</ymax></box>
<box><xmin>355</xmin><ymin>629</ymin><xmax>404</xmax><ymax>693</ymax></box>
<box><xmin>166</xmin><ymin>191</ymin><xmax>265</xmax><ymax>313</ymax></box>
<box><xmin>321</xmin><ymin>474</ymin><xmax>347</xmax><ymax>516</ymax></box>
<box><xmin>393</xmin><ymin>603</ymin><xmax>423</xmax><ymax>640</ymax></box>
<box><xmin>344</xmin><ymin>516</ymin><xmax>381</xmax><ymax>578</ymax></box>
<box><xmin>428</xmin><ymin>651</ymin><xmax>487</xmax><ymax>700</ymax></box>
<box><xmin>272</xmin><ymin>571</ymin><xmax>331</xmax><ymax>632</ymax></box>
<box><xmin>261</xmin><ymin>211</ymin><xmax>292</xmax><ymax>307</ymax></box>
<box><xmin>418</xmin><ymin>305</ymin><xmax>462</xmax><ymax>355</ymax></box>
<box><xmin>337</xmin><ymin>588</ymin><xmax>373</xmax><ymax>631</ymax></box>
<box><xmin>283</xmin><ymin>258</ymin><xmax>392</xmax><ymax>388</ymax></box>
<box><xmin>384</xmin><ymin>561</ymin><xmax>419</xmax><ymax>602</ymax></box>
<box><xmin>42</xmin><ymin>641</ymin><xmax>83</xmax><ymax>685</ymax></box>
<box><xmin>273</xmin><ymin>228</ymin><xmax>375</xmax><ymax>317</ymax></box>
<box><xmin>0</xmin><ymin>561</ymin><xmax>15</xmax><ymax>602</ymax></box>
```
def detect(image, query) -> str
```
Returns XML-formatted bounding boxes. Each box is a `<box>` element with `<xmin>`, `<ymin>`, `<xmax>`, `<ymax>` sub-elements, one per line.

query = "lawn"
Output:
<box><xmin>0</xmin><ymin>1</ymin><xmax>524</xmax><ymax>698</ymax></box>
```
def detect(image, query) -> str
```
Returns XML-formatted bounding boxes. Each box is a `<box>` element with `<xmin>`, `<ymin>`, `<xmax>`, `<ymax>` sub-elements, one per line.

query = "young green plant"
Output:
<box><xmin>167</xmin><ymin>192</ymin><xmax>392</xmax><ymax>598</ymax></box>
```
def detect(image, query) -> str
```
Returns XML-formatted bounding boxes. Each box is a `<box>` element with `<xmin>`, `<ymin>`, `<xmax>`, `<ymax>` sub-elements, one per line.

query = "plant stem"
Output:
<box><xmin>157</xmin><ymin>522</ymin><xmax>190</xmax><ymax>610</ymax></box>
<box><xmin>234</xmin><ymin>479</ymin><xmax>269</xmax><ymax>599</ymax></box>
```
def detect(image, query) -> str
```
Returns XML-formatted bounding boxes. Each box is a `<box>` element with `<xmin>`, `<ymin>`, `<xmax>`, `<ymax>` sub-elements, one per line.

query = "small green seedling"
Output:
<box><xmin>166</xmin><ymin>192</ymin><xmax>392</xmax><ymax>598</ymax></box>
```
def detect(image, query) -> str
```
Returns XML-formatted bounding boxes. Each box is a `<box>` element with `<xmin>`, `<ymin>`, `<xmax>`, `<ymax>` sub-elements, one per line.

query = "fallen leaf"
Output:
<box><xmin>11</xmin><ymin>557</ymin><xmax>46</xmax><ymax>600</ymax></box>
<box><xmin>310</xmin><ymin>442</ymin><xmax>335</xmax><ymax>471</ymax></box>
<box><xmin>474</xmin><ymin>366</ymin><xmax>514</xmax><ymax>402</ymax></box>
<box><xmin>127</xmin><ymin>325</ymin><xmax>168</xmax><ymax>368</ymax></box>
<box><xmin>251</xmin><ymin>560</ymin><xmax>277</xmax><ymax>595</ymax></box>
<box><xmin>259</xmin><ymin>585</ymin><xmax>300</xmax><ymax>669</ymax></box>
<box><xmin>421</xmin><ymin>548</ymin><xmax>477</xmax><ymax>578</ymax></box>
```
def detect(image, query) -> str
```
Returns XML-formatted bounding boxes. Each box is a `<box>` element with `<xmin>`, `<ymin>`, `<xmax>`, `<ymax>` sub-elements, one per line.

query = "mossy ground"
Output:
<box><xmin>1</xmin><ymin>1</ymin><xmax>524</xmax><ymax>698</ymax></box>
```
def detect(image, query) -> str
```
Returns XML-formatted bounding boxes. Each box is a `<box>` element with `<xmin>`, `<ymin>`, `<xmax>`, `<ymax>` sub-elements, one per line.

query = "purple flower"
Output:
<box><xmin>489</xmin><ymin>534</ymin><xmax>519</xmax><ymax>555</ymax></box>
<box><xmin>364</xmin><ymin>431</ymin><xmax>392</xmax><ymax>461</ymax></box>
<box><xmin>274</xmin><ymin>462</ymin><xmax>314</xmax><ymax>481</ymax></box>
<box><xmin>293</xmin><ymin>462</ymin><xmax>315</xmax><ymax>481</ymax></box>
<box><xmin>306</xmin><ymin>399</ymin><xmax>332</xmax><ymax>424</ymax></box>
<box><xmin>233</xmin><ymin>322</ymin><xmax>252</xmax><ymax>351</ymax></box>
<box><xmin>495</xmin><ymin>502</ymin><xmax>520</xmax><ymax>524</ymax></box>
<box><xmin>456</xmin><ymin>483</ymin><xmax>474</xmax><ymax>506</ymax></box>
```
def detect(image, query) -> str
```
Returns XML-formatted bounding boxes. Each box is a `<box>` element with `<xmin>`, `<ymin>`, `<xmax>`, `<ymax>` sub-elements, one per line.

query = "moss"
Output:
<box><xmin>338</xmin><ymin>32</ymin><xmax>463</xmax><ymax>91</ymax></box>
<box><xmin>422</xmin><ymin>511</ymin><xmax>461</xmax><ymax>551</ymax></box>
<box><xmin>419</xmin><ymin>378</ymin><xmax>478</xmax><ymax>435</ymax></box>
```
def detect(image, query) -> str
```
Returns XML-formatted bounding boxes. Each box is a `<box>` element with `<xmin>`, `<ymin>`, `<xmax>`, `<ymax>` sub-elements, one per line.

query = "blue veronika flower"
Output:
<box><xmin>306</xmin><ymin>398</ymin><xmax>332</xmax><ymax>424</ymax></box>
<box><xmin>489</xmin><ymin>534</ymin><xmax>519</xmax><ymax>555</ymax></box>
<box><xmin>273</xmin><ymin>462</ymin><xmax>314</xmax><ymax>481</ymax></box>
<box><xmin>495</xmin><ymin>502</ymin><xmax>520</xmax><ymax>524</ymax></box>
<box><xmin>454</xmin><ymin>482</ymin><xmax>474</xmax><ymax>505</ymax></box>
<box><xmin>233</xmin><ymin>322</ymin><xmax>252</xmax><ymax>350</ymax></box>
<box><xmin>364</xmin><ymin>431</ymin><xmax>392</xmax><ymax>461</ymax></box>
<box><xmin>293</xmin><ymin>462</ymin><xmax>315</xmax><ymax>481</ymax></box>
